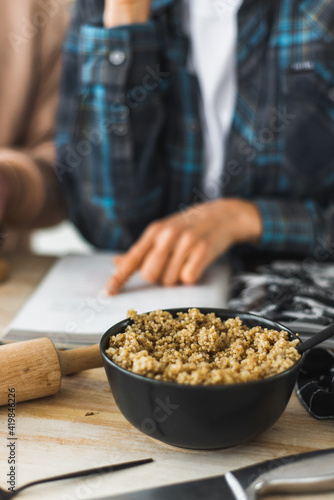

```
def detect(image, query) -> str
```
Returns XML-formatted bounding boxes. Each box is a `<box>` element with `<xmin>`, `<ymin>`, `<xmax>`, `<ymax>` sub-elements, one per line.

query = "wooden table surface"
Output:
<box><xmin>0</xmin><ymin>254</ymin><xmax>333</xmax><ymax>500</ymax></box>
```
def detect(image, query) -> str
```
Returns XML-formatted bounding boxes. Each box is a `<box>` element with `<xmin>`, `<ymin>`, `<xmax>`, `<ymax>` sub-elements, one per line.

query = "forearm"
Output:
<box><xmin>0</xmin><ymin>2</ymin><xmax>68</xmax><ymax>229</ymax></box>
<box><xmin>104</xmin><ymin>0</ymin><xmax>151</xmax><ymax>27</ymax></box>
<box><xmin>0</xmin><ymin>149</ymin><xmax>65</xmax><ymax>228</ymax></box>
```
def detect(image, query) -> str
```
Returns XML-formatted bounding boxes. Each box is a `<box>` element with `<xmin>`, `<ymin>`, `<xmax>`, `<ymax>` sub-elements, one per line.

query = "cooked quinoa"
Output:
<box><xmin>105</xmin><ymin>308</ymin><xmax>301</xmax><ymax>385</ymax></box>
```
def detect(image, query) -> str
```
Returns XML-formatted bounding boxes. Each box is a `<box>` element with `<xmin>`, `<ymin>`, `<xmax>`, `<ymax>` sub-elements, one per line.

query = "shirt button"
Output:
<box><xmin>113</xmin><ymin>124</ymin><xmax>128</xmax><ymax>136</ymax></box>
<box><xmin>328</xmin><ymin>88</ymin><xmax>334</xmax><ymax>102</ymax></box>
<box><xmin>109</xmin><ymin>50</ymin><xmax>126</xmax><ymax>66</ymax></box>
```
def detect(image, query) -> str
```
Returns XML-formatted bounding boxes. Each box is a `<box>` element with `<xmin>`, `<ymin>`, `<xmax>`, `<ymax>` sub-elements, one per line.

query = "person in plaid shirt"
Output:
<box><xmin>56</xmin><ymin>0</ymin><xmax>334</xmax><ymax>293</ymax></box>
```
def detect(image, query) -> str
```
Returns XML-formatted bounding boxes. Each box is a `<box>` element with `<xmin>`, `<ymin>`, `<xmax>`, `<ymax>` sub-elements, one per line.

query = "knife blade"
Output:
<box><xmin>102</xmin><ymin>448</ymin><xmax>334</xmax><ymax>500</ymax></box>
<box><xmin>227</xmin><ymin>447</ymin><xmax>334</xmax><ymax>500</ymax></box>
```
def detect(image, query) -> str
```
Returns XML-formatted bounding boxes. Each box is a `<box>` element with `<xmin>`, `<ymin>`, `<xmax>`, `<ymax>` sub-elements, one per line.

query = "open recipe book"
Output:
<box><xmin>3</xmin><ymin>254</ymin><xmax>334</xmax><ymax>347</ymax></box>
<box><xmin>2</xmin><ymin>253</ymin><xmax>231</xmax><ymax>346</ymax></box>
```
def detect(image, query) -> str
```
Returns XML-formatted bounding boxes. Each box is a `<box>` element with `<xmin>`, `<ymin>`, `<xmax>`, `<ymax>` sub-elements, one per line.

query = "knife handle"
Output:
<box><xmin>253</xmin><ymin>448</ymin><xmax>334</xmax><ymax>497</ymax></box>
<box><xmin>257</xmin><ymin>474</ymin><xmax>334</xmax><ymax>496</ymax></box>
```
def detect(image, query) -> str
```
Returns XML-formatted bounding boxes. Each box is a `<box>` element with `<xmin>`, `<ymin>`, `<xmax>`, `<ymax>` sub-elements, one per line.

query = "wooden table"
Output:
<box><xmin>0</xmin><ymin>254</ymin><xmax>333</xmax><ymax>500</ymax></box>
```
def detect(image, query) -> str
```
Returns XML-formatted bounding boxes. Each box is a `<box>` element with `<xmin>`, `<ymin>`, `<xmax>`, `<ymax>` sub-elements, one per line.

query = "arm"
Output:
<box><xmin>103</xmin><ymin>0</ymin><xmax>151</xmax><ymax>27</ymax></box>
<box><xmin>0</xmin><ymin>3</ymin><xmax>68</xmax><ymax>228</ymax></box>
<box><xmin>56</xmin><ymin>0</ymin><xmax>170</xmax><ymax>250</ymax></box>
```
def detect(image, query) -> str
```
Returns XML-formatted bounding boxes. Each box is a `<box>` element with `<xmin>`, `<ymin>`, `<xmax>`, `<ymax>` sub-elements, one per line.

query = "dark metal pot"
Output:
<box><xmin>100</xmin><ymin>308</ymin><xmax>304</xmax><ymax>450</ymax></box>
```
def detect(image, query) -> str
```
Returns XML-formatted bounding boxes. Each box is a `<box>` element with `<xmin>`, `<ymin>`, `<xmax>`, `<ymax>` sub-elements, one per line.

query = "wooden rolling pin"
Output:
<box><xmin>0</xmin><ymin>338</ymin><xmax>103</xmax><ymax>406</ymax></box>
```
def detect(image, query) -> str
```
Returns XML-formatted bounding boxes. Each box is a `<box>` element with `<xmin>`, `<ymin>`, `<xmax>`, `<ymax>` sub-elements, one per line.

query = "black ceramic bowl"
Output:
<box><xmin>100</xmin><ymin>308</ymin><xmax>304</xmax><ymax>450</ymax></box>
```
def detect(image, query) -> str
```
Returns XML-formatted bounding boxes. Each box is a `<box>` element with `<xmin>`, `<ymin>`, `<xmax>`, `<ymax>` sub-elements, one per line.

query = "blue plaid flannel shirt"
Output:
<box><xmin>56</xmin><ymin>0</ymin><xmax>334</xmax><ymax>259</ymax></box>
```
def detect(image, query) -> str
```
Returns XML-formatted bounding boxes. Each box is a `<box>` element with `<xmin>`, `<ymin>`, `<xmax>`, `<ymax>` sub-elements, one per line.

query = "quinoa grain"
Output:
<box><xmin>105</xmin><ymin>309</ymin><xmax>301</xmax><ymax>385</ymax></box>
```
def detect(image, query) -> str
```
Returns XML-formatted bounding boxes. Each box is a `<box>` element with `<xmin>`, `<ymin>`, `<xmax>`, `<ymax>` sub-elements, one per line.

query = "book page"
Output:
<box><xmin>3</xmin><ymin>253</ymin><xmax>231</xmax><ymax>345</ymax></box>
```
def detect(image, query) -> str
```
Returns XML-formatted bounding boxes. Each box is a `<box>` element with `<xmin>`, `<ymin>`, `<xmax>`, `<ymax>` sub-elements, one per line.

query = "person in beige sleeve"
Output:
<box><xmin>0</xmin><ymin>0</ymin><xmax>69</xmax><ymax>251</ymax></box>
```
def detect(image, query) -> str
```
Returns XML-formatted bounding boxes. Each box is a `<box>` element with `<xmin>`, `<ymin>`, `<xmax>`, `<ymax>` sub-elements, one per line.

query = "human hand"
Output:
<box><xmin>106</xmin><ymin>199</ymin><xmax>263</xmax><ymax>294</ymax></box>
<box><xmin>104</xmin><ymin>0</ymin><xmax>152</xmax><ymax>28</ymax></box>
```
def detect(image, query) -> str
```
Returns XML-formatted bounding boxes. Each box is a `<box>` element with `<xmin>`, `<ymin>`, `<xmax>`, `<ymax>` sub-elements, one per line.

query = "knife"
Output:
<box><xmin>103</xmin><ymin>448</ymin><xmax>334</xmax><ymax>500</ymax></box>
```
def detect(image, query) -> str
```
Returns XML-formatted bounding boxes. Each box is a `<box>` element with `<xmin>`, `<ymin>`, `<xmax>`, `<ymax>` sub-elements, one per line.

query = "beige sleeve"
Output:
<box><xmin>1</xmin><ymin>3</ymin><xmax>69</xmax><ymax>228</ymax></box>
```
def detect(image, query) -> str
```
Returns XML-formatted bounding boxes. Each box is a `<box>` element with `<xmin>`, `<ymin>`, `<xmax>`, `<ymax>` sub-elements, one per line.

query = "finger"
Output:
<box><xmin>161</xmin><ymin>231</ymin><xmax>198</xmax><ymax>286</ymax></box>
<box><xmin>179</xmin><ymin>216</ymin><xmax>235</xmax><ymax>285</ymax></box>
<box><xmin>107</xmin><ymin>251</ymin><xmax>146</xmax><ymax>295</ymax></box>
<box><xmin>179</xmin><ymin>240</ymin><xmax>215</xmax><ymax>285</ymax></box>
<box><xmin>106</xmin><ymin>266</ymin><xmax>135</xmax><ymax>296</ymax></box>
<box><xmin>113</xmin><ymin>254</ymin><xmax>124</xmax><ymax>267</ymax></box>
<box><xmin>140</xmin><ymin>226</ymin><xmax>182</xmax><ymax>283</ymax></box>
<box><xmin>106</xmin><ymin>224</ymin><xmax>160</xmax><ymax>294</ymax></box>
<box><xmin>161</xmin><ymin>213</ymin><xmax>220</xmax><ymax>286</ymax></box>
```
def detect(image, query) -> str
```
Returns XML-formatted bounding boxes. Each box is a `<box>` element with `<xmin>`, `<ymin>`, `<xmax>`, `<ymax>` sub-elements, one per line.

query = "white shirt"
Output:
<box><xmin>183</xmin><ymin>0</ymin><xmax>242</xmax><ymax>199</ymax></box>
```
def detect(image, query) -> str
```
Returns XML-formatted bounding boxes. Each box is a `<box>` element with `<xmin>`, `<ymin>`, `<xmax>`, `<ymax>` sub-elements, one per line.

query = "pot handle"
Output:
<box><xmin>297</xmin><ymin>323</ymin><xmax>334</xmax><ymax>354</ymax></box>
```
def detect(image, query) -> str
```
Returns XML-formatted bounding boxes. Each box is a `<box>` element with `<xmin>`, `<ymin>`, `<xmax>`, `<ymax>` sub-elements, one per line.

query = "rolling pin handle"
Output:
<box><xmin>0</xmin><ymin>339</ymin><xmax>103</xmax><ymax>406</ymax></box>
<box><xmin>57</xmin><ymin>344</ymin><xmax>103</xmax><ymax>376</ymax></box>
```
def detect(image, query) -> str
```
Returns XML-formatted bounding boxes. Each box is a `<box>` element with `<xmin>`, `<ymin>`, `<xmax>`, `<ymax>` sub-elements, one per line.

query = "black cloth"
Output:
<box><xmin>227</xmin><ymin>259</ymin><xmax>334</xmax><ymax>420</ymax></box>
<box><xmin>228</xmin><ymin>260</ymin><xmax>334</xmax><ymax>329</ymax></box>
<box><xmin>296</xmin><ymin>348</ymin><xmax>334</xmax><ymax>420</ymax></box>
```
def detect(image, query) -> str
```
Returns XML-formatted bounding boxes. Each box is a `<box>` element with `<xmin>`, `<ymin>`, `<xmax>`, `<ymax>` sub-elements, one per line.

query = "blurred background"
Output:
<box><xmin>31</xmin><ymin>0</ymin><xmax>93</xmax><ymax>257</ymax></box>
<box><xmin>31</xmin><ymin>221</ymin><xmax>93</xmax><ymax>256</ymax></box>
